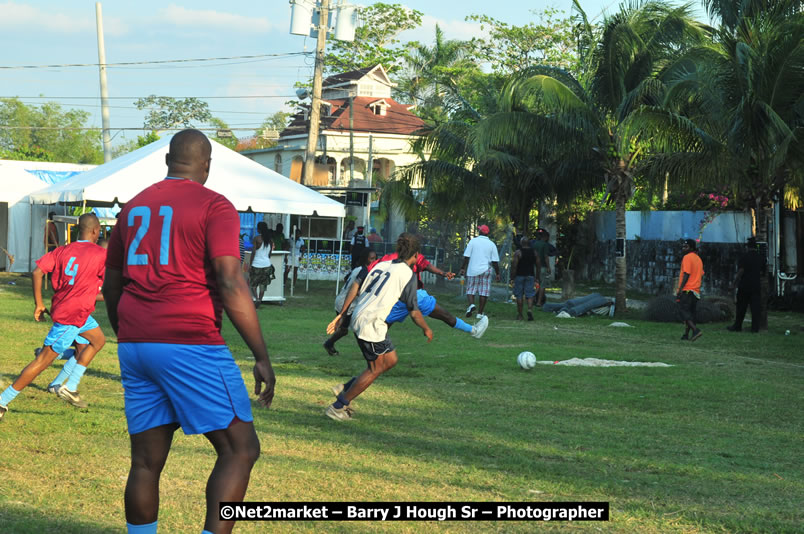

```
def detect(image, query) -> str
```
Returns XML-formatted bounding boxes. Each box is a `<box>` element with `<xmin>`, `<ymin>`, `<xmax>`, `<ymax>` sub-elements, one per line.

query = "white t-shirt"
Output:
<box><xmin>352</xmin><ymin>259</ymin><xmax>419</xmax><ymax>342</ymax></box>
<box><xmin>463</xmin><ymin>235</ymin><xmax>500</xmax><ymax>276</ymax></box>
<box><xmin>251</xmin><ymin>241</ymin><xmax>272</xmax><ymax>268</ymax></box>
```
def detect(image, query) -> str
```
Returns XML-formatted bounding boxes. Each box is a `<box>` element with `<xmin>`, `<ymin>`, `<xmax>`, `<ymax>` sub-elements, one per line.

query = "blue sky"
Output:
<box><xmin>0</xmin><ymin>1</ymin><xmax>707</xmax><ymax>147</ymax></box>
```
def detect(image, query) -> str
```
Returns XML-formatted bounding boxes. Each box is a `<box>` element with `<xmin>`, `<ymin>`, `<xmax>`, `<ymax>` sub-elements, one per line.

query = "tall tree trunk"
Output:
<box><xmin>754</xmin><ymin>197</ymin><xmax>770</xmax><ymax>330</ymax></box>
<box><xmin>614</xmin><ymin>193</ymin><xmax>627</xmax><ymax>315</ymax></box>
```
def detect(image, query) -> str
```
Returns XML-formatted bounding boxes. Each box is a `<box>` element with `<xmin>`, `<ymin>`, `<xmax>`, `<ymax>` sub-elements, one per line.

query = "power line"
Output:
<box><xmin>1</xmin><ymin>95</ymin><xmax>297</xmax><ymax>100</ymax></box>
<box><xmin>0</xmin><ymin>52</ymin><xmax>311</xmax><ymax>70</ymax></box>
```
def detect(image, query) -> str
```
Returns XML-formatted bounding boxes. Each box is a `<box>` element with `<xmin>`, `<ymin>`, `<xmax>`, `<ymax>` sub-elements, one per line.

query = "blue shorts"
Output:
<box><xmin>118</xmin><ymin>342</ymin><xmax>253</xmax><ymax>435</ymax></box>
<box><xmin>44</xmin><ymin>316</ymin><xmax>99</xmax><ymax>354</ymax></box>
<box><xmin>513</xmin><ymin>276</ymin><xmax>536</xmax><ymax>299</ymax></box>
<box><xmin>386</xmin><ymin>289</ymin><xmax>436</xmax><ymax>323</ymax></box>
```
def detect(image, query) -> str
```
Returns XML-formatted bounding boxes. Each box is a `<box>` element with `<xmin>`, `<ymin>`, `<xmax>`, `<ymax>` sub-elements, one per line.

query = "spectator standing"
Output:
<box><xmin>103</xmin><ymin>129</ymin><xmax>275</xmax><ymax>534</ymax></box>
<box><xmin>458</xmin><ymin>224</ymin><xmax>500</xmax><ymax>319</ymax></box>
<box><xmin>677</xmin><ymin>239</ymin><xmax>704</xmax><ymax>341</ymax></box>
<box><xmin>45</xmin><ymin>211</ymin><xmax>60</xmax><ymax>252</ymax></box>
<box><xmin>289</xmin><ymin>229</ymin><xmax>306</xmax><ymax>285</ymax></box>
<box><xmin>727</xmin><ymin>237</ymin><xmax>765</xmax><ymax>333</ymax></box>
<box><xmin>249</xmin><ymin>221</ymin><xmax>274</xmax><ymax>308</ymax></box>
<box><xmin>350</xmin><ymin>225</ymin><xmax>368</xmax><ymax>269</ymax></box>
<box><xmin>367</xmin><ymin>227</ymin><xmax>382</xmax><ymax>244</ymax></box>
<box><xmin>511</xmin><ymin>237</ymin><xmax>540</xmax><ymax>321</ymax></box>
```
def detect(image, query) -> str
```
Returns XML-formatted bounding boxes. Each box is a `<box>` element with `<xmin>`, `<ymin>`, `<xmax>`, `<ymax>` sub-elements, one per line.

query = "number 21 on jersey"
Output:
<box><xmin>127</xmin><ymin>206</ymin><xmax>173</xmax><ymax>266</ymax></box>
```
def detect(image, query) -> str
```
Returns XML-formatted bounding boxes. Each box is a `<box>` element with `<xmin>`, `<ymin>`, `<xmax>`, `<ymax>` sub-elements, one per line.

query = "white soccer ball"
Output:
<box><xmin>517</xmin><ymin>351</ymin><xmax>536</xmax><ymax>370</ymax></box>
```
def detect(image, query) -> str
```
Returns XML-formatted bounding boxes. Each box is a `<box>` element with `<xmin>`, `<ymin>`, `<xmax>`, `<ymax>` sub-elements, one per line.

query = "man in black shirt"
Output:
<box><xmin>510</xmin><ymin>237</ymin><xmax>540</xmax><ymax>321</ymax></box>
<box><xmin>727</xmin><ymin>238</ymin><xmax>765</xmax><ymax>333</ymax></box>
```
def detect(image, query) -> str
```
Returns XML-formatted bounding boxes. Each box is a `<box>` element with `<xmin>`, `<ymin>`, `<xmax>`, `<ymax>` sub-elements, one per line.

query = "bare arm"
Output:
<box><xmin>32</xmin><ymin>267</ymin><xmax>48</xmax><ymax>321</ymax></box>
<box><xmin>327</xmin><ymin>281</ymin><xmax>361</xmax><ymax>334</ymax></box>
<box><xmin>677</xmin><ymin>273</ymin><xmax>690</xmax><ymax>297</ymax></box>
<box><xmin>492</xmin><ymin>261</ymin><xmax>501</xmax><ymax>281</ymax></box>
<box><xmin>103</xmin><ymin>267</ymin><xmax>124</xmax><ymax>334</ymax></box>
<box><xmin>213</xmin><ymin>255</ymin><xmax>276</xmax><ymax>408</ymax></box>
<box><xmin>458</xmin><ymin>256</ymin><xmax>470</xmax><ymax>276</ymax></box>
<box><xmin>510</xmin><ymin>251</ymin><xmax>520</xmax><ymax>281</ymax></box>
<box><xmin>409</xmin><ymin>310</ymin><xmax>433</xmax><ymax>342</ymax></box>
<box><xmin>425</xmin><ymin>263</ymin><xmax>455</xmax><ymax>280</ymax></box>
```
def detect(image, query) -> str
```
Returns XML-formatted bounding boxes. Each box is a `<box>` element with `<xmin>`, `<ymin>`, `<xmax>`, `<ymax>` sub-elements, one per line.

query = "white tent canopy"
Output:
<box><xmin>28</xmin><ymin>136</ymin><xmax>346</xmax><ymax>218</ymax></box>
<box><xmin>1</xmin><ymin>160</ymin><xmax>96</xmax><ymax>272</ymax></box>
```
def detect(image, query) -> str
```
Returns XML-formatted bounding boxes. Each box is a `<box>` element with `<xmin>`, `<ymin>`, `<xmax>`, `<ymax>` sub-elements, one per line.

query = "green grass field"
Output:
<box><xmin>0</xmin><ymin>272</ymin><xmax>802</xmax><ymax>533</ymax></box>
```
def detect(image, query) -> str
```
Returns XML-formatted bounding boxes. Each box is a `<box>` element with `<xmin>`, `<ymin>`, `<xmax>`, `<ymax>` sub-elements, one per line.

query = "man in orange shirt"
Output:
<box><xmin>676</xmin><ymin>239</ymin><xmax>704</xmax><ymax>341</ymax></box>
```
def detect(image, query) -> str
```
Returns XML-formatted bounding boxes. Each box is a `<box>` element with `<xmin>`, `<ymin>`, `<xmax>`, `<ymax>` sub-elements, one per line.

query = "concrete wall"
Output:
<box><xmin>591</xmin><ymin>211</ymin><xmax>753</xmax><ymax>243</ymax></box>
<box><xmin>584</xmin><ymin>239</ymin><xmax>748</xmax><ymax>296</ymax></box>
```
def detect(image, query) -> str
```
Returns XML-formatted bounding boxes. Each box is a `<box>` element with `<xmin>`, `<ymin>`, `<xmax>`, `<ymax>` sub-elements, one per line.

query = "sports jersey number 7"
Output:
<box><xmin>127</xmin><ymin>206</ymin><xmax>174</xmax><ymax>266</ymax></box>
<box><xmin>363</xmin><ymin>269</ymin><xmax>391</xmax><ymax>296</ymax></box>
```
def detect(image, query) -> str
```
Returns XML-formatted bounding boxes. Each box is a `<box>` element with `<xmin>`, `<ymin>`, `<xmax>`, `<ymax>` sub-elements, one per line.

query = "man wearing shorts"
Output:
<box><xmin>103</xmin><ymin>129</ymin><xmax>276</xmax><ymax>534</ymax></box>
<box><xmin>459</xmin><ymin>224</ymin><xmax>500</xmax><ymax>319</ymax></box>
<box><xmin>325</xmin><ymin>233</ymin><xmax>433</xmax><ymax>421</ymax></box>
<box><xmin>1</xmin><ymin>213</ymin><xmax>107</xmax><ymax>420</ymax></box>
<box><xmin>676</xmin><ymin>239</ymin><xmax>704</xmax><ymax>342</ymax></box>
<box><xmin>366</xmin><ymin>249</ymin><xmax>489</xmax><ymax>338</ymax></box>
<box><xmin>511</xmin><ymin>237</ymin><xmax>540</xmax><ymax>321</ymax></box>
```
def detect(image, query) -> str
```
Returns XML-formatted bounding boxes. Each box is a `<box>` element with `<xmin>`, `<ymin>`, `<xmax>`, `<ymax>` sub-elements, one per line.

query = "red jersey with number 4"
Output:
<box><xmin>106</xmin><ymin>178</ymin><xmax>241</xmax><ymax>344</ymax></box>
<box><xmin>36</xmin><ymin>241</ymin><xmax>106</xmax><ymax>327</ymax></box>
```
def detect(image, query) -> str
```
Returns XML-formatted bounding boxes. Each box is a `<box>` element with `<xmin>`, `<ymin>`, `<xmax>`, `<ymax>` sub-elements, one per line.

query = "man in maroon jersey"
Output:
<box><xmin>0</xmin><ymin>213</ymin><xmax>107</xmax><ymax>418</ymax></box>
<box><xmin>103</xmin><ymin>129</ymin><xmax>275</xmax><ymax>534</ymax></box>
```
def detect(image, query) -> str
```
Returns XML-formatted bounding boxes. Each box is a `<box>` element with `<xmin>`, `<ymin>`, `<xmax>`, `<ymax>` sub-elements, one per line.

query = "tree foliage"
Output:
<box><xmin>466</xmin><ymin>9</ymin><xmax>580</xmax><ymax>75</ymax></box>
<box><xmin>134</xmin><ymin>95</ymin><xmax>212</xmax><ymax>132</ymax></box>
<box><xmin>253</xmin><ymin>111</ymin><xmax>292</xmax><ymax>149</ymax></box>
<box><xmin>324</xmin><ymin>3</ymin><xmax>422</xmax><ymax>74</ymax></box>
<box><xmin>0</xmin><ymin>98</ymin><xmax>103</xmax><ymax>164</ymax></box>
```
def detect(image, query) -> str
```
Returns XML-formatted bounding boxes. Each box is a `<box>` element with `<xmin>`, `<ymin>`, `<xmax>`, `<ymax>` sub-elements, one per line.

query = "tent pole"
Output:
<box><xmin>28</xmin><ymin>198</ymin><xmax>34</xmax><ymax>272</ymax></box>
<box><xmin>335</xmin><ymin>216</ymin><xmax>344</xmax><ymax>296</ymax></box>
<box><xmin>306</xmin><ymin>217</ymin><xmax>311</xmax><ymax>293</ymax></box>
<box><xmin>290</xmin><ymin>223</ymin><xmax>296</xmax><ymax>297</ymax></box>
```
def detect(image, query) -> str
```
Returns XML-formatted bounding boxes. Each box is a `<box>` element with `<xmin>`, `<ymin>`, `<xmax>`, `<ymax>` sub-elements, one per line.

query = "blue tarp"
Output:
<box><xmin>25</xmin><ymin>169</ymin><xmax>83</xmax><ymax>185</ymax></box>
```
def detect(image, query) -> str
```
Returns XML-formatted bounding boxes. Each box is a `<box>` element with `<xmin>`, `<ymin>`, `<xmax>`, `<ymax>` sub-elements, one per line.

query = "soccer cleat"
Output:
<box><xmin>471</xmin><ymin>315</ymin><xmax>489</xmax><ymax>339</ymax></box>
<box><xmin>47</xmin><ymin>384</ymin><xmax>61</xmax><ymax>395</ymax></box>
<box><xmin>323</xmin><ymin>342</ymin><xmax>339</xmax><ymax>356</ymax></box>
<box><xmin>57</xmin><ymin>387</ymin><xmax>88</xmax><ymax>409</ymax></box>
<box><xmin>680</xmin><ymin>333</ymin><xmax>689</xmax><ymax>341</ymax></box>
<box><xmin>465</xmin><ymin>304</ymin><xmax>476</xmax><ymax>317</ymax></box>
<box><xmin>325</xmin><ymin>404</ymin><xmax>352</xmax><ymax>421</ymax></box>
<box><xmin>476</xmin><ymin>314</ymin><xmax>484</xmax><ymax>320</ymax></box>
<box><xmin>527</xmin><ymin>311</ymin><xmax>534</xmax><ymax>321</ymax></box>
<box><xmin>0</xmin><ymin>403</ymin><xmax>7</xmax><ymax>421</ymax></box>
<box><xmin>690</xmin><ymin>329</ymin><xmax>703</xmax><ymax>342</ymax></box>
<box><xmin>726</xmin><ymin>325</ymin><xmax>740</xmax><ymax>332</ymax></box>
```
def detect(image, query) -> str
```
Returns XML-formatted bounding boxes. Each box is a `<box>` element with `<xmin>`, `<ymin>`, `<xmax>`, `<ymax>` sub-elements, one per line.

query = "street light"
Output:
<box><xmin>289</xmin><ymin>0</ymin><xmax>358</xmax><ymax>185</ymax></box>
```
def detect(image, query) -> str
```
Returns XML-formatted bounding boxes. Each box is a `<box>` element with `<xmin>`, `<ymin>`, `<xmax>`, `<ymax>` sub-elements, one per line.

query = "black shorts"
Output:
<box><xmin>679</xmin><ymin>291</ymin><xmax>698</xmax><ymax>322</ymax></box>
<box><xmin>355</xmin><ymin>334</ymin><xmax>394</xmax><ymax>362</ymax></box>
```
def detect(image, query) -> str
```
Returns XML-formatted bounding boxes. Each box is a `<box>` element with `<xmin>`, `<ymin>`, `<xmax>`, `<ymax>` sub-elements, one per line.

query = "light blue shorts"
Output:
<box><xmin>44</xmin><ymin>316</ymin><xmax>99</xmax><ymax>354</ymax></box>
<box><xmin>386</xmin><ymin>289</ymin><xmax>436</xmax><ymax>323</ymax></box>
<box><xmin>118</xmin><ymin>342</ymin><xmax>253</xmax><ymax>435</ymax></box>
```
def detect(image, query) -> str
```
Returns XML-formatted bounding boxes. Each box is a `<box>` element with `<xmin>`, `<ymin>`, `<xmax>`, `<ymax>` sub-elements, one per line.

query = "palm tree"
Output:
<box><xmin>628</xmin><ymin>1</ymin><xmax>804</xmax><ymax>328</ymax></box>
<box><xmin>488</xmin><ymin>0</ymin><xmax>708</xmax><ymax>314</ymax></box>
<box><xmin>396</xmin><ymin>25</ymin><xmax>481</xmax><ymax>124</ymax></box>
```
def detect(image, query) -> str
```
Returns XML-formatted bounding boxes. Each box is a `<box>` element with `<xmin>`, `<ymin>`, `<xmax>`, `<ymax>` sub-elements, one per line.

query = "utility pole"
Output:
<box><xmin>95</xmin><ymin>2</ymin><xmax>112</xmax><ymax>162</ymax></box>
<box><xmin>349</xmin><ymin>96</ymin><xmax>355</xmax><ymax>183</ymax></box>
<box><xmin>302</xmin><ymin>0</ymin><xmax>331</xmax><ymax>186</ymax></box>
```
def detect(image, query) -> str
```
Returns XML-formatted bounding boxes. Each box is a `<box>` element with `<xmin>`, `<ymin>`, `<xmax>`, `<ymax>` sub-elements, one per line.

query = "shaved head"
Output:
<box><xmin>166</xmin><ymin>129</ymin><xmax>212</xmax><ymax>183</ymax></box>
<box><xmin>78</xmin><ymin>213</ymin><xmax>101</xmax><ymax>242</ymax></box>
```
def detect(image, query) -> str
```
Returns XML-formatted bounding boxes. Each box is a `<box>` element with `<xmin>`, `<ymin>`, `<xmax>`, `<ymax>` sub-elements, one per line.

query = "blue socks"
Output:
<box><xmin>453</xmin><ymin>318</ymin><xmax>473</xmax><ymax>333</ymax></box>
<box><xmin>63</xmin><ymin>363</ymin><xmax>87</xmax><ymax>392</ymax></box>
<box><xmin>0</xmin><ymin>386</ymin><xmax>21</xmax><ymax>407</ymax></box>
<box><xmin>49</xmin><ymin>357</ymin><xmax>78</xmax><ymax>389</ymax></box>
<box><xmin>126</xmin><ymin>521</ymin><xmax>157</xmax><ymax>533</ymax></box>
<box><xmin>333</xmin><ymin>393</ymin><xmax>350</xmax><ymax>409</ymax></box>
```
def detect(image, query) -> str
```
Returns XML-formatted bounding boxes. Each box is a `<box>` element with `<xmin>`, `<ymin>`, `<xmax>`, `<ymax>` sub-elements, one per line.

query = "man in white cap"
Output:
<box><xmin>458</xmin><ymin>224</ymin><xmax>500</xmax><ymax>319</ymax></box>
